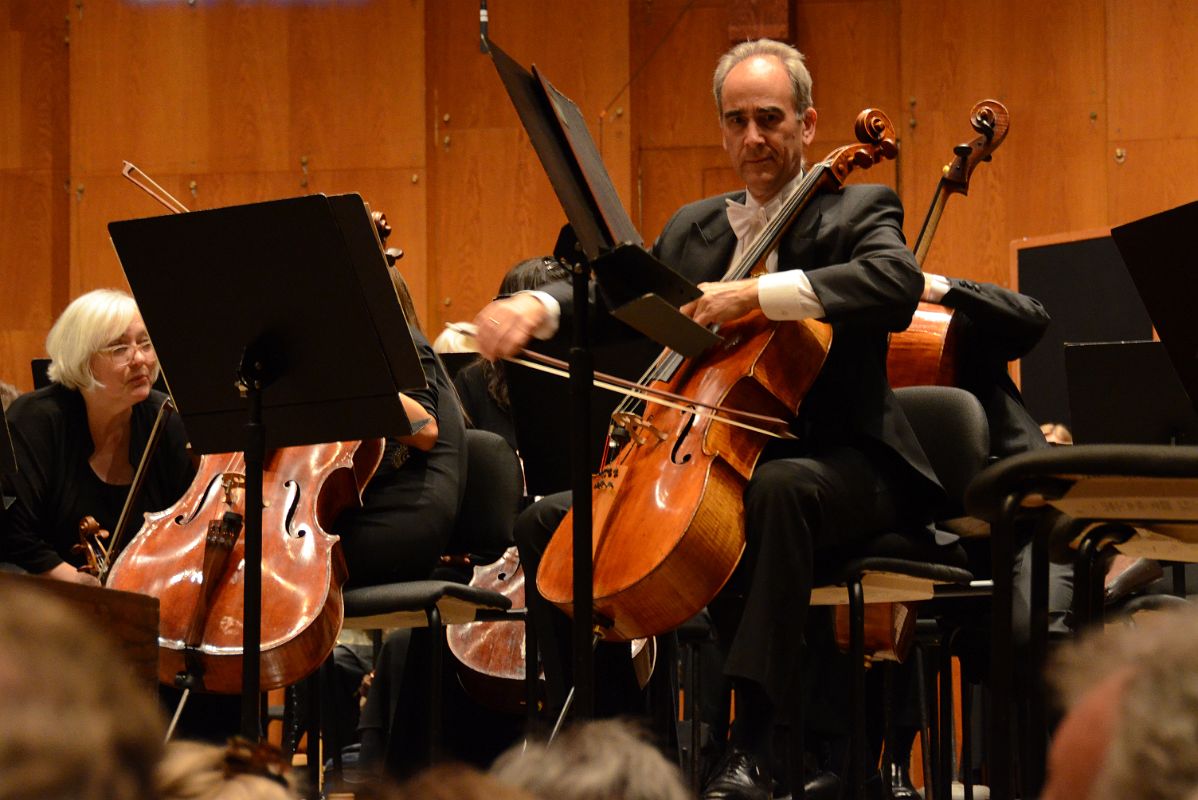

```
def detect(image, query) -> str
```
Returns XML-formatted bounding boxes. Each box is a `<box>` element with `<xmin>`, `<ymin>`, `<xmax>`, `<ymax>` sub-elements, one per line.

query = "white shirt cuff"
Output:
<box><xmin>523</xmin><ymin>290</ymin><xmax>560</xmax><ymax>339</ymax></box>
<box><xmin>921</xmin><ymin>274</ymin><xmax>952</xmax><ymax>303</ymax></box>
<box><xmin>757</xmin><ymin>270</ymin><xmax>825</xmax><ymax>320</ymax></box>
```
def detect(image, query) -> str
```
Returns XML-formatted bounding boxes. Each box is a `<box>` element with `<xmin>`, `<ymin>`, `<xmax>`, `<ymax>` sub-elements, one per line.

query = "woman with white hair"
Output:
<box><xmin>1</xmin><ymin>288</ymin><xmax>194</xmax><ymax>583</ymax></box>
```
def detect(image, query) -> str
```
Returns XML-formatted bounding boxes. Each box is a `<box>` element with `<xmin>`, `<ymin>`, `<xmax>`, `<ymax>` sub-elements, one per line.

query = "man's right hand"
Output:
<box><xmin>472</xmin><ymin>293</ymin><xmax>549</xmax><ymax>361</ymax></box>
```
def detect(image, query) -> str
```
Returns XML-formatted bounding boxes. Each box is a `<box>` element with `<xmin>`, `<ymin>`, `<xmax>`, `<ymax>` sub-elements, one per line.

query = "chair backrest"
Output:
<box><xmin>445</xmin><ymin>428</ymin><xmax>523</xmax><ymax>561</ymax></box>
<box><xmin>896</xmin><ymin>386</ymin><xmax>990</xmax><ymax>516</ymax></box>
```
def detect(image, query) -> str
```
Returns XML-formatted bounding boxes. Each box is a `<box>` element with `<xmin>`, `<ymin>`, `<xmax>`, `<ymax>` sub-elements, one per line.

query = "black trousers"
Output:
<box><xmin>515</xmin><ymin>442</ymin><xmax>929</xmax><ymax>720</ymax></box>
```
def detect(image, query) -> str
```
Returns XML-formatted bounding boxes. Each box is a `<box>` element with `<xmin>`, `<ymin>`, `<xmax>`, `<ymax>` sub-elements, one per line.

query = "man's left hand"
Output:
<box><xmin>680</xmin><ymin>278</ymin><xmax>760</xmax><ymax>327</ymax></box>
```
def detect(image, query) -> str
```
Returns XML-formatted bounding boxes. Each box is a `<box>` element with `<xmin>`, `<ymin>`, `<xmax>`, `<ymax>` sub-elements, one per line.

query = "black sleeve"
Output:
<box><xmin>940</xmin><ymin>278</ymin><xmax>1051</xmax><ymax>360</ymax></box>
<box><xmin>804</xmin><ymin>185</ymin><xmax>924</xmax><ymax>332</ymax></box>
<box><xmin>1</xmin><ymin>397</ymin><xmax>66</xmax><ymax>573</ymax></box>
<box><xmin>404</xmin><ymin>328</ymin><xmax>441</xmax><ymax>421</ymax></box>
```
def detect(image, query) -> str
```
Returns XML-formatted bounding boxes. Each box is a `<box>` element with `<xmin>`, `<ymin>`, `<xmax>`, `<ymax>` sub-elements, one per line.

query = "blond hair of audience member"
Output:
<box><xmin>395</xmin><ymin>763</ymin><xmax>541</xmax><ymax>800</ymax></box>
<box><xmin>156</xmin><ymin>740</ymin><xmax>296</xmax><ymax>800</ymax></box>
<box><xmin>490</xmin><ymin>719</ymin><xmax>691</xmax><ymax>800</ymax></box>
<box><xmin>0</xmin><ymin>580</ymin><xmax>164</xmax><ymax>800</ymax></box>
<box><xmin>1045</xmin><ymin>605</ymin><xmax>1198</xmax><ymax>800</ymax></box>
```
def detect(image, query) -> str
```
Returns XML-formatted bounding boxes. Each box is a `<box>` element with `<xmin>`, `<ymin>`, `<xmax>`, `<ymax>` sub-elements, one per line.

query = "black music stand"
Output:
<box><xmin>1112</xmin><ymin>198</ymin><xmax>1198</xmax><ymax>415</ymax></box>
<box><xmin>108</xmin><ymin>192</ymin><xmax>425</xmax><ymax>740</ymax></box>
<box><xmin>1066</xmin><ymin>340</ymin><xmax>1198</xmax><ymax>445</ymax></box>
<box><xmin>489</xmin><ymin>38</ymin><xmax>716</xmax><ymax>717</ymax></box>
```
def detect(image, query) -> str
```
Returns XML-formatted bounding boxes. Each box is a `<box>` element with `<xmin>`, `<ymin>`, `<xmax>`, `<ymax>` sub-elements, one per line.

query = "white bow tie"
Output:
<box><xmin>725</xmin><ymin>199</ymin><xmax>770</xmax><ymax>243</ymax></box>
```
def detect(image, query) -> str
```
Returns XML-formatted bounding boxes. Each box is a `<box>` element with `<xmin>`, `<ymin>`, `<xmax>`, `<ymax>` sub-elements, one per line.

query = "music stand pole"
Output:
<box><xmin>239</xmin><ymin>357</ymin><xmax>266</xmax><ymax>739</ymax></box>
<box><xmin>567</xmin><ymin>259</ymin><xmax>595</xmax><ymax>720</ymax></box>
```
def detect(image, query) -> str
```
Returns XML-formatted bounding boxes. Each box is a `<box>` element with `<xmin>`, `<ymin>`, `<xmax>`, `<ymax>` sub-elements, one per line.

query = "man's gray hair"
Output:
<box><xmin>713</xmin><ymin>39</ymin><xmax>813</xmax><ymax>115</ymax></box>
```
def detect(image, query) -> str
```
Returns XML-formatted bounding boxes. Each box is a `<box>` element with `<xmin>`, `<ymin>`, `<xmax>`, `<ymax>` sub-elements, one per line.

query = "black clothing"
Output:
<box><xmin>938</xmin><ymin>277</ymin><xmax>1051</xmax><ymax>458</ymax></box>
<box><xmin>1</xmin><ymin>384</ymin><xmax>194</xmax><ymax>573</ymax></box>
<box><xmin>452</xmin><ymin>359</ymin><xmax>517</xmax><ymax>451</ymax></box>
<box><xmin>336</xmin><ymin>327</ymin><xmax>467</xmax><ymax>587</ymax></box>
<box><xmin>526</xmin><ymin>184</ymin><xmax>941</xmax><ymax>710</ymax></box>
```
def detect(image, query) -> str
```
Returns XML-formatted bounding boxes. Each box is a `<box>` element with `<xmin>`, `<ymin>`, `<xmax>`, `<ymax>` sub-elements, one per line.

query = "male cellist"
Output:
<box><xmin>475</xmin><ymin>39</ymin><xmax>944</xmax><ymax>799</ymax></box>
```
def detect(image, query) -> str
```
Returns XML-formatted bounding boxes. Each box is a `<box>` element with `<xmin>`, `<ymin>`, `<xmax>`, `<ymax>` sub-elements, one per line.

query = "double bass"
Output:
<box><xmin>536</xmin><ymin>109</ymin><xmax>901</xmax><ymax>641</ymax></box>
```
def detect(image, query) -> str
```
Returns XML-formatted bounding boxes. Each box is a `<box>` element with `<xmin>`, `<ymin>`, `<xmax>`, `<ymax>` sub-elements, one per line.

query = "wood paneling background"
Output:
<box><xmin>1</xmin><ymin>0</ymin><xmax>1196</xmax><ymax>392</ymax></box>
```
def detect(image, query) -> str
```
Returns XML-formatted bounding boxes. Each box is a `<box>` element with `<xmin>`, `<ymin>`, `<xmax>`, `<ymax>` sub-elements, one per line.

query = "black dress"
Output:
<box><xmin>335</xmin><ymin>327</ymin><xmax>467</xmax><ymax>587</ymax></box>
<box><xmin>1</xmin><ymin>384</ymin><xmax>194</xmax><ymax>573</ymax></box>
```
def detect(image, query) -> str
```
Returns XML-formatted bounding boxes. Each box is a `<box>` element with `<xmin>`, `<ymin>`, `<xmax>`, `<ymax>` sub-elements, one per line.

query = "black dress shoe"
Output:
<box><xmin>802</xmin><ymin>770</ymin><xmax>843</xmax><ymax>800</ymax></box>
<box><xmin>884</xmin><ymin>761</ymin><xmax>917</xmax><ymax>799</ymax></box>
<box><xmin>702</xmin><ymin>748</ymin><xmax>772</xmax><ymax>800</ymax></box>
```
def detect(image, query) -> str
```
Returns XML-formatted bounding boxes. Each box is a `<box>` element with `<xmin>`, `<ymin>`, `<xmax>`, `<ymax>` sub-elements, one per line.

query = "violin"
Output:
<box><xmin>102</xmin><ymin>163</ymin><xmax>386</xmax><ymax>693</ymax></box>
<box><xmin>536</xmin><ymin>110</ymin><xmax>900</xmax><ymax>641</ymax></box>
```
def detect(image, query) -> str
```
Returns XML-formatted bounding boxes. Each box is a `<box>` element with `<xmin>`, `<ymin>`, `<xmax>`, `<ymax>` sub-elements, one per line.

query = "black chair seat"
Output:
<box><xmin>343</xmin><ymin>579</ymin><xmax>512</xmax><ymax>627</ymax></box>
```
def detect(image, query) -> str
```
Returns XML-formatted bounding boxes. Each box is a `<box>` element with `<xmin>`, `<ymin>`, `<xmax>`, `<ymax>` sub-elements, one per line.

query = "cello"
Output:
<box><xmin>837</xmin><ymin>99</ymin><xmax>1011</xmax><ymax>661</ymax></box>
<box><xmin>100</xmin><ymin>164</ymin><xmax>385</xmax><ymax>694</ymax></box>
<box><xmin>887</xmin><ymin>99</ymin><xmax>1011</xmax><ymax>389</ymax></box>
<box><xmin>536</xmin><ymin>109</ymin><xmax>900</xmax><ymax>641</ymax></box>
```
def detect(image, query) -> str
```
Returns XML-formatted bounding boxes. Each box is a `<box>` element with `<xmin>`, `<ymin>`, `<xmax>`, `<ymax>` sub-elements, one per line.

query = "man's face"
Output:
<box><xmin>719</xmin><ymin>55</ymin><xmax>817</xmax><ymax>204</ymax></box>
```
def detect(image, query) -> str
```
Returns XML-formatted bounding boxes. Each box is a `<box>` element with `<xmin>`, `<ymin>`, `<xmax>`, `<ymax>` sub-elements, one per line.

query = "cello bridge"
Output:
<box><xmin>221</xmin><ymin>473</ymin><xmax>246</xmax><ymax>508</ymax></box>
<box><xmin>611</xmin><ymin>412</ymin><xmax>667</xmax><ymax>446</ymax></box>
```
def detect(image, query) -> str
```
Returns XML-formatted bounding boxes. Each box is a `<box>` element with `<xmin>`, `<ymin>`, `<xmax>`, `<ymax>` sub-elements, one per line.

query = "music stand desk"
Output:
<box><xmin>965</xmin><ymin>443</ymin><xmax>1198</xmax><ymax>800</ymax></box>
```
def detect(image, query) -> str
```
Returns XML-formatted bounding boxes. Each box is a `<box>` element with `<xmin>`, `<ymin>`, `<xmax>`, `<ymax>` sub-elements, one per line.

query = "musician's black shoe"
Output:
<box><xmin>702</xmin><ymin>748</ymin><xmax>772</xmax><ymax>800</ymax></box>
<box><xmin>884</xmin><ymin>760</ymin><xmax>919</xmax><ymax>799</ymax></box>
<box><xmin>802</xmin><ymin>770</ymin><xmax>843</xmax><ymax>800</ymax></box>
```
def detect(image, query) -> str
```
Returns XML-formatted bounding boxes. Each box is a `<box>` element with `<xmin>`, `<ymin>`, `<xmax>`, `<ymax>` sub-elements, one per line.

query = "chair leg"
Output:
<box><xmin>426</xmin><ymin>604</ymin><xmax>444</xmax><ymax>764</ymax></box>
<box><xmin>988</xmin><ymin>492</ymin><xmax>1022</xmax><ymax>800</ymax></box>
<box><xmin>849</xmin><ymin>577</ymin><xmax>867</xmax><ymax>800</ymax></box>
<box><xmin>937</xmin><ymin>628</ymin><xmax>955</xmax><ymax>800</ymax></box>
<box><xmin>305</xmin><ymin>668</ymin><xmax>321</xmax><ymax>795</ymax></box>
<box><xmin>1027</xmin><ymin>525</ymin><xmax>1049</xmax><ymax>798</ymax></box>
<box><xmin>961</xmin><ymin>678</ymin><xmax>974</xmax><ymax>800</ymax></box>
<box><xmin>915</xmin><ymin>645</ymin><xmax>935</xmax><ymax>800</ymax></box>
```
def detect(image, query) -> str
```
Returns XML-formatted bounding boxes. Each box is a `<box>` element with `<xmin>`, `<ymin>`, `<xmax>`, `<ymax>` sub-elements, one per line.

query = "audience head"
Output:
<box><xmin>490</xmin><ymin>718</ymin><xmax>691</xmax><ymax>800</ymax></box>
<box><xmin>156</xmin><ymin>739</ymin><xmax>295</xmax><ymax>800</ymax></box>
<box><xmin>1045</xmin><ymin>605</ymin><xmax>1198</xmax><ymax>800</ymax></box>
<box><xmin>45</xmin><ymin>288</ymin><xmax>159</xmax><ymax>394</ymax></box>
<box><xmin>394</xmin><ymin>763</ymin><xmax>539</xmax><ymax>800</ymax></box>
<box><xmin>0</xmin><ymin>578</ymin><xmax>164</xmax><ymax>800</ymax></box>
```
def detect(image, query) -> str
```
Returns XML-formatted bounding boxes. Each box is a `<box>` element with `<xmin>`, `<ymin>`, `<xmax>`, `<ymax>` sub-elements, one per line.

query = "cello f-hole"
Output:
<box><xmin>282</xmin><ymin>480</ymin><xmax>306</xmax><ymax>538</ymax></box>
<box><xmin>670</xmin><ymin>413</ymin><xmax>697</xmax><ymax>465</ymax></box>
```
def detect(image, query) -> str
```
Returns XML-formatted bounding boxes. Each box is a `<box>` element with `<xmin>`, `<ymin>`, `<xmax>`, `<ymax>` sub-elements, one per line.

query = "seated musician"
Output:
<box><xmin>335</xmin><ymin>264</ymin><xmax>467</xmax><ymax>588</ymax></box>
<box><xmin>0</xmin><ymin>288</ymin><xmax>194</xmax><ymax>583</ymax></box>
<box><xmin>453</xmin><ymin>256</ymin><xmax>570</xmax><ymax>452</ymax></box>
<box><xmin>475</xmin><ymin>39</ymin><xmax>943</xmax><ymax>800</ymax></box>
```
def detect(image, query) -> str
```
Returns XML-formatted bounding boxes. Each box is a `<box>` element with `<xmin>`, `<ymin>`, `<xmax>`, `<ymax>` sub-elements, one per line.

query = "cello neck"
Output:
<box><xmin>912</xmin><ymin>178</ymin><xmax>953</xmax><ymax>269</ymax></box>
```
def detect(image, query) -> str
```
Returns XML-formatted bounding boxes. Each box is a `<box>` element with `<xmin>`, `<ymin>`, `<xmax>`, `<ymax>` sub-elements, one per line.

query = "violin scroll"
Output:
<box><xmin>74</xmin><ymin>515</ymin><xmax>111</xmax><ymax>580</ymax></box>
<box><xmin>942</xmin><ymin>99</ymin><xmax>1010</xmax><ymax>195</ymax></box>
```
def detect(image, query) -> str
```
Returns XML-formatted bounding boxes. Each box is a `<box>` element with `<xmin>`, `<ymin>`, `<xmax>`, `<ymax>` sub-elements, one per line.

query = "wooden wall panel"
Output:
<box><xmin>899</xmin><ymin>0</ymin><xmax>1107</xmax><ymax>288</ymax></box>
<box><xmin>1</xmin><ymin>0</ymin><xmax>69</xmax><ymax>391</ymax></box>
<box><xmin>425</xmin><ymin>0</ymin><xmax>631</xmax><ymax>333</ymax></box>
<box><xmin>1106</xmin><ymin>0</ymin><xmax>1198</xmax><ymax>224</ymax></box>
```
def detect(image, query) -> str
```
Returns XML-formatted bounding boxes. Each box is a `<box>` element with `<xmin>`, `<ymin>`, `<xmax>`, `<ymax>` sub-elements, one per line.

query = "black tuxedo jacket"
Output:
<box><xmin>546</xmin><ymin>183</ymin><xmax>943</xmax><ymax>503</ymax></box>
<box><xmin>939</xmin><ymin>278</ymin><xmax>1051</xmax><ymax>458</ymax></box>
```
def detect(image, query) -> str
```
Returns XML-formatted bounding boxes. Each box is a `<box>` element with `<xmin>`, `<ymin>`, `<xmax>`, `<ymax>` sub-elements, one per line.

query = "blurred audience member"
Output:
<box><xmin>395</xmin><ymin>763</ymin><xmax>540</xmax><ymax>800</ymax></box>
<box><xmin>491</xmin><ymin>718</ymin><xmax>691</xmax><ymax>800</ymax></box>
<box><xmin>0</xmin><ymin>578</ymin><xmax>163</xmax><ymax>800</ymax></box>
<box><xmin>1044</xmin><ymin>605</ymin><xmax>1198</xmax><ymax>800</ymax></box>
<box><xmin>156</xmin><ymin>739</ymin><xmax>296</xmax><ymax>800</ymax></box>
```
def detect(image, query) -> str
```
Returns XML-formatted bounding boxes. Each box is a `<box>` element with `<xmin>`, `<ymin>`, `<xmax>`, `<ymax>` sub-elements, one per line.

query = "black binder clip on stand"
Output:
<box><xmin>110</xmin><ymin>193</ymin><xmax>425</xmax><ymax>740</ymax></box>
<box><xmin>489</xmin><ymin>38</ymin><xmax>717</xmax><ymax>720</ymax></box>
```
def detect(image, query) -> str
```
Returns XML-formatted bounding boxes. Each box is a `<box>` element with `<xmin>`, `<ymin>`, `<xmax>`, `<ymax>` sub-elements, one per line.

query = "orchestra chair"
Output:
<box><xmin>965</xmin><ymin>443</ymin><xmax>1198</xmax><ymax>800</ymax></box>
<box><xmin>805</xmin><ymin>386</ymin><xmax>989</xmax><ymax>800</ymax></box>
<box><xmin>313</xmin><ymin>429</ymin><xmax>528</xmax><ymax>784</ymax></box>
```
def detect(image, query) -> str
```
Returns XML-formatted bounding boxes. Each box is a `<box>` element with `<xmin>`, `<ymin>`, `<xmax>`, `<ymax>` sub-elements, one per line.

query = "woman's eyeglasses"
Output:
<box><xmin>97</xmin><ymin>340</ymin><xmax>155</xmax><ymax>367</ymax></box>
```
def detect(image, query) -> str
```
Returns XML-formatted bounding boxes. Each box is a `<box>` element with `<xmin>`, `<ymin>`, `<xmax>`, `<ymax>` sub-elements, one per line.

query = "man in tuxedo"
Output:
<box><xmin>476</xmin><ymin>39</ymin><xmax>941</xmax><ymax>800</ymax></box>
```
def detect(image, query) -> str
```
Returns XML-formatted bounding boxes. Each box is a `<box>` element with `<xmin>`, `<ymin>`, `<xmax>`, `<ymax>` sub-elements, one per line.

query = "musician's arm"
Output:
<box><xmin>933</xmin><ymin>277</ymin><xmax>1051</xmax><ymax>360</ymax></box>
<box><xmin>804</xmin><ymin>185</ymin><xmax>923</xmax><ymax>331</ymax></box>
<box><xmin>2</xmin><ymin>401</ymin><xmax>72</xmax><ymax>576</ymax></box>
